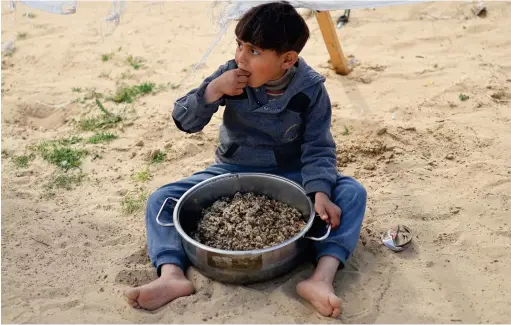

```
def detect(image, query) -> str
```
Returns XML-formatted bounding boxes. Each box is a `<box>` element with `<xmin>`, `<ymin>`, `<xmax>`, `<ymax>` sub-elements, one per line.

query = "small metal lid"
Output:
<box><xmin>381</xmin><ymin>224</ymin><xmax>413</xmax><ymax>252</ymax></box>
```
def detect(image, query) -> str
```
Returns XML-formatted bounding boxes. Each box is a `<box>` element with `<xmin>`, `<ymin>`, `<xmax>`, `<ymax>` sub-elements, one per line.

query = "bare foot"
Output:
<box><xmin>125</xmin><ymin>265</ymin><xmax>194</xmax><ymax>311</ymax></box>
<box><xmin>296</xmin><ymin>278</ymin><xmax>342</xmax><ymax>318</ymax></box>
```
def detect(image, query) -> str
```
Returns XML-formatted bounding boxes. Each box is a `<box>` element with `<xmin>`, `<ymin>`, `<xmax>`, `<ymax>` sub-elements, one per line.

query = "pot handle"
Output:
<box><xmin>156</xmin><ymin>197</ymin><xmax>179</xmax><ymax>227</ymax></box>
<box><xmin>304</xmin><ymin>224</ymin><xmax>332</xmax><ymax>241</ymax></box>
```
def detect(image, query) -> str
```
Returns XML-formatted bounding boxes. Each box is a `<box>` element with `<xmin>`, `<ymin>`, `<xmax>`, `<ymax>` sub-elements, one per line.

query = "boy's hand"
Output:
<box><xmin>205</xmin><ymin>69</ymin><xmax>251</xmax><ymax>103</ymax></box>
<box><xmin>314</xmin><ymin>192</ymin><xmax>341</xmax><ymax>229</ymax></box>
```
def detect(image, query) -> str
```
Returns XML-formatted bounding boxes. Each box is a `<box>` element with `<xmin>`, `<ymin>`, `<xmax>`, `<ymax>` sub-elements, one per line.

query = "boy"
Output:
<box><xmin>125</xmin><ymin>1</ymin><xmax>366</xmax><ymax>318</ymax></box>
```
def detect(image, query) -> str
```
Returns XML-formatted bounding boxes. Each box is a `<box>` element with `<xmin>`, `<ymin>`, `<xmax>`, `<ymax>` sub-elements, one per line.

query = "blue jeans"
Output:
<box><xmin>145</xmin><ymin>163</ymin><xmax>367</xmax><ymax>275</ymax></box>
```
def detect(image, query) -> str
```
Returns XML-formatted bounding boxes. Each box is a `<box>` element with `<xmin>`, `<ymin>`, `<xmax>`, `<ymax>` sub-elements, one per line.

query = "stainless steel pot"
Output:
<box><xmin>156</xmin><ymin>173</ymin><xmax>330</xmax><ymax>284</ymax></box>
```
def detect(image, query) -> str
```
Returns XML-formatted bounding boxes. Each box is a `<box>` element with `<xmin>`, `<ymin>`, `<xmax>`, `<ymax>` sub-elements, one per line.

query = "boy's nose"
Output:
<box><xmin>236</xmin><ymin>50</ymin><xmax>248</xmax><ymax>66</ymax></box>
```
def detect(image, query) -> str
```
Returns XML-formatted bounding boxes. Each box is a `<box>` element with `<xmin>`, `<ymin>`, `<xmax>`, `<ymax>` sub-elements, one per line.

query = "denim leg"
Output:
<box><xmin>276</xmin><ymin>169</ymin><xmax>367</xmax><ymax>266</ymax></box>
<box><xmin>146</xmin><ymin>164</ymin><xmax>235</xmax><ymax>275</ymax></box>
<box><xmin>314</xmin><ymin>175</ymin><xmax>367</xmax><ymax>265</ymax></box>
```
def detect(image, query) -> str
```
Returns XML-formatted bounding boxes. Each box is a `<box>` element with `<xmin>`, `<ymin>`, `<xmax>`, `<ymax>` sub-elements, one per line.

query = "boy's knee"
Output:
<box><xmin>352</xmin><ymin>181</ymin><xmax>367</xmax><ymax>204</ymax></box>
<box><xmin>334</xmin><ymin>178</ymin><xmax>367</xmax><ymax>207</ymax></box>
<box><xmin>147</xmin><ymin>188</ymin><xmax>169</xmax><ymax>207</ymax></box>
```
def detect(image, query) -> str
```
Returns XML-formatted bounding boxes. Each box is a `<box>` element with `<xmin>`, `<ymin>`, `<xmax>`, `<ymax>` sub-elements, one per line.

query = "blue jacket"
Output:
<box><xmin>172</xmin><ymin>57</ymin><xmax>337</xmax><ymax>197</ymax></box>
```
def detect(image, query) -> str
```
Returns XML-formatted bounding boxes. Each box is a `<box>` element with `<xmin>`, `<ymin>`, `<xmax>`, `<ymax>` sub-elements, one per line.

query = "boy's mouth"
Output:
<box><xmin>239</xmin><ymin>68</ymin><xmax>251</xmax><ymax>76</ymax></box>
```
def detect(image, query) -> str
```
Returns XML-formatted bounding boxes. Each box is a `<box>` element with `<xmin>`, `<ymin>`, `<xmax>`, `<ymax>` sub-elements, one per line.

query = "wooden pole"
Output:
<box><xmin>315</xmin><ymin>11</ymin><xmax>351</xmax><ymax>75</ymax></box>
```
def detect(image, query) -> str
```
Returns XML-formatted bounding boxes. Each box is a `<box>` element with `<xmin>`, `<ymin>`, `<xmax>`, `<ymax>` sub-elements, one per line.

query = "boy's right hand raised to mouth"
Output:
<box><xmin>205</xmin><ymin>68</ymin><xmax>251</xmax><ymax>103</ymax></box>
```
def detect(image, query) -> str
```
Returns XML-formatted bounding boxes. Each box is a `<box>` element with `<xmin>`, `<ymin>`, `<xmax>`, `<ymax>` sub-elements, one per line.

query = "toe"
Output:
<box><xmin>125</xmin><ymin>288</ymin><xmax>141</xmax><ymax>309</ymax></box>
<box><xmin>125</xmin><ymin>287</ymin><xmax>140</xmax><ymax>301</ymax></box>
<box><xmin>331</xmin><ymin>307</ymin><xmax>341</xmax><ymax>318</ymax></box>
<box><xmin>329</xmin><ymin>294</ymin><xmax>342</xmax><ymax>318</ymax></box>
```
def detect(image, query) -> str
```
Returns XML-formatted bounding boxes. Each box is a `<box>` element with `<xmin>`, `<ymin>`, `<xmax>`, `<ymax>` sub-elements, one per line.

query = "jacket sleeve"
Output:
<box><xmin>172</xmin><ymin>61</ymin><xmax>231</xmax><ymax>133</ymax></box>
<box><xmin>300</xmin><ymin>83</ymin><xmax>338</xmax><ymax>198</ymax></box>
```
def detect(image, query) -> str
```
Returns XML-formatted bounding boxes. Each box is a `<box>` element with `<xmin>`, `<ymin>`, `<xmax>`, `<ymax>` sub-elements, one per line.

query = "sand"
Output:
<box><xmin>1</xmin><ymin>1</ymin><xmax>511</xmax><ymax>323</ymax></box>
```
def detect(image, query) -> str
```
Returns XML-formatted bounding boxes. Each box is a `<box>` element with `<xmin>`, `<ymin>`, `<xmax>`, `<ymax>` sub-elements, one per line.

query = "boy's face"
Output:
<box><xmin>235</xmin><ymin>39</ymin><xmax>297</xmax><ymax>88</ymax></box>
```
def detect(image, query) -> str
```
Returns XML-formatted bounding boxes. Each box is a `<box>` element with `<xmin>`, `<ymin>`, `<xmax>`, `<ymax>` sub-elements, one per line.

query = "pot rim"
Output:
<box><xmin>173</xmin><ymin>173</ymin><xmax>316</xmax><ymax>256</ymax></box>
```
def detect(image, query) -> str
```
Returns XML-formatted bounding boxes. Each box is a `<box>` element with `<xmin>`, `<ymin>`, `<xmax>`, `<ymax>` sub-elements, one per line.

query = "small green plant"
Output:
<box><xmin>11</xmin><ymin>154</ymin><xmax>35</xmax><ymax>168</ymax></box>
<box><xmin>23</xmin><ymin>12</ymin><xmax>36</xmax><ymax>18</ymax></box>
<box><xmin>136</xmin><ymin>82</ymin><xmax>154</xmax><ymax>94</ymax></box>
<box><xmin>126</xmin><ymin>55</ymin><xmax>144</xmax><ymax>70</ymax></box>
<box><xmin>459</xmin><ymin>93</ymin><xmax>470</xmax><ymax>101</ymax></box>
<box><xmin>41</xmin><ymin>146</ymin><xmax>88</xmax><ymax>170</ymax></box>
<box><xmin>87</xmin><ymin>132</ymin><xmax>118</xmax><ymax>144</ymax></box>
<box><xmin>150</xmin><ymin>150</ymin><xmax>166</xmax><ymax>164</ymax></box>
<box><xmin>72</xmin><ymin>87</ymin><xmax>82</xmax><ymax>92</ymax></box>
<box><xmin>102</xmin><ymin>53</ymin><xmax>113</xmax><ymax>62</ymax></box>
<box><xmin>109</xmin><ymin>82</ymin><xmax>155</xmax><ymax>103</ymax></box>
<box><xmin>30</xmin><ymin>136</ymin><xmax>87</xmax><ymax>170</ymax></box>
<box><xmin>78</xmin><ymin>99</ymin><xmax>122</xmax><ymax>131</ymax></box>
<box><xmin>133</xmin><ymin>167</ymin><xmax>150</xmax><ymax>182</ymax></box>
<box><xmin>110</xmin><ymin>87</ymin><xmax>137</xmax><ymax>103</ymax></box>
<box><xmin>55</xmin><ymin>136</ymin><xmax>83</xmax><ymax>146</ymax></box>
<box><xmin>17</xmin><ymin>32</ymin><xmax>27</xmax><ymax>40</ymax></box>
<box><xmin>45</xmin><ymin>171</ymin><xmax>86</xmax><ymax>190</ymax></box>
<box><xmin>121</xmin><ymin>190</ymin><xmax>148</xmax><ymax>215</ymax></box>
<box><xmin>343</xmin><ymin>125</ymin><xmax>350</xmax><ymax>136</ymax></box>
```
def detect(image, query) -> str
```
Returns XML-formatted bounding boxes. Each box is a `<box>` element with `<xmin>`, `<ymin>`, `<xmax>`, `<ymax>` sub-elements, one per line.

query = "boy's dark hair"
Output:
<box><xmin>235</xmin><ymin>1</ymin><xmax>310</xmax><ymax>54</ymax></box>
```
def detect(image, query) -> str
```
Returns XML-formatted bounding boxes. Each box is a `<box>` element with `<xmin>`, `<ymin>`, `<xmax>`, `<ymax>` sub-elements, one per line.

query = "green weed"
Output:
<box><xmin>78</xmin><ymin>99</ymin><xmax>122</xmax><ymax>131</ymax></box>
<box><xmin>150</xmin><ymin>150</ymin><xmax>166</xmax><ymax>164</ymax></box>
<box><xmin>72</xmin><ymin>87</ymin><xmax>82</xmax><ymax>92</ymax></box>
<box><xmin>126</xmin><ymin>55</ymin><xmax>144</xmax><ymax>70</ymax></box>
<box><xmin>459</xmin><ymin>93</ymin><xmax>470</xmax><ymax>101</ymax></box>
<box><xmin>41</xmin><ymin>146</ymin><xmax>88</xmax><ymax>170</ymax></box>
<box><xmin>11</xmin><ymin>154</ymin><xmax>35</xmax><ymax>168</ymax></box>
<box><xmin>343</xmin><ymin>125</ymin><xmax>350</xmax><ymax>136</ymax></box>
<box><xmin>121</xmin><ymin>190</ymin><xmax>148</xmax><ymax>215</ymax></box>
<box><xmin>102</xmin><ymin>53</ymin><xmax>113</xmax><ymax>62</ymax></box>
<box><xmin>17</xmin><ymin>32</ymin><xmax>27</xmax><ymax>40</ymax></box>
<box><xmin>87</xmin><ymin>132</ymin><xmax>118</xmax><ymax>144</ymax></box>
<box><xmin>133</xmin><ymin>167</ymin><xmax>150</xmax><ymax>182</ymax></box>
<box><xmin>109</xmin><ymin>82</ymin><xmax>155</xmax><ymax>103</ymax></box>
<box><xmin>45</xmin><ymin>171</ymin><xmax>86</xmax><ymax>190</ymax></box>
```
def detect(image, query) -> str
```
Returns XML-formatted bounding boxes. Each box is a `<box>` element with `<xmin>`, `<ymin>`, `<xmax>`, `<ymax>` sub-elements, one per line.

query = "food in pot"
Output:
<box><xmin>194</xmin><ymin>192</ymin><xmax>306</xmax><ymax>250</ymax></box>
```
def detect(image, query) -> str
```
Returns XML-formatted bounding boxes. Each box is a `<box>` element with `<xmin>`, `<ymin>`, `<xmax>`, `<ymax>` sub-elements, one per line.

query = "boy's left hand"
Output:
<box><xmin>314</xmin><ymin>192</ymin><xmax>341</xmax><ymax>229</ymax></box>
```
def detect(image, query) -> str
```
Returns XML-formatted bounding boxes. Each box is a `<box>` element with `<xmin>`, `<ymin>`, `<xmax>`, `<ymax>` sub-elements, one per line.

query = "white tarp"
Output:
<box><xmin>223</xmin><ymin>0</ymin><xmax>429</xmax><ymax>21</ymax></box>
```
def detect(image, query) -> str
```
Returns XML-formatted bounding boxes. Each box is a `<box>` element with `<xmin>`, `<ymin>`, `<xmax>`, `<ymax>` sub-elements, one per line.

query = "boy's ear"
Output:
<box><xmin>281</xmin><ymin>51</ymin><xmax>299</xmax><ymax>69</ymax></box>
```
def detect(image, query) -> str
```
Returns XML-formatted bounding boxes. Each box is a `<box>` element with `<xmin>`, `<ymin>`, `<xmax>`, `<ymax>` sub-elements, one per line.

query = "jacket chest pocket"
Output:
<box><xmin>256</xmin><ymin>111</ymin><xmax>304</xmax><ymax>143</ymax></box>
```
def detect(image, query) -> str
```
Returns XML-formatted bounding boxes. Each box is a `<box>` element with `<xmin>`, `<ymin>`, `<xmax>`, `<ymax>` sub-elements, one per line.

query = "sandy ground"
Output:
<box><xmin>2</xmin><ymin>1</ymin><xmax>511</xmax><ymax>323</ymax></box>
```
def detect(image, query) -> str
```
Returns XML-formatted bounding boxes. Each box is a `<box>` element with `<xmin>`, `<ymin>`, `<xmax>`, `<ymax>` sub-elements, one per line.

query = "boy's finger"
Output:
<box><xmin>316</xmin><ymin>206</ymin><xmax>329</xmax><ymax>222</ymax></box>
<box><xmin>237</xmin><ymin>75</ymin><xmax>249</xmax><ymax>83</ymax></box>
<box><xmin>233</xmin><ymin>89</ymin><xmax>244</xmax><ymax>95</ymax></box>
<box><xmin>237</xmin><ymin>69</ymin><xmax>251</xmax><ymax>76</ymax></box>
<box><xmin>236</xmin><ymin>82</ymin><xmax>247</xmax><ymax>89</ymax></box>
<box><xmin>326</xmin><ymin>205</ymin><xmax>341</xmax><ymax>228</ymax></box>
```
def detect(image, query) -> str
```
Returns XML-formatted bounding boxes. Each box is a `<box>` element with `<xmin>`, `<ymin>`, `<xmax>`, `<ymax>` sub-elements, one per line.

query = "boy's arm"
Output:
<box><xmin>172</xmin><ymin>62</ymin><xmax>230</xmax><ymax>133</ymax></box>
<box><xmin>301</xmin><ymin>84</ymin><xmax>337</xmax><ymax>198</ymax></box>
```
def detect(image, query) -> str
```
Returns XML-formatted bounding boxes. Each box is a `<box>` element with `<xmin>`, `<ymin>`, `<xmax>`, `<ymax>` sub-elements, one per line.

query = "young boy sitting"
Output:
<box><xmin>125</xmin><ymin>1</ymin><xmax>366</xmax><ymax>318</ymax></box>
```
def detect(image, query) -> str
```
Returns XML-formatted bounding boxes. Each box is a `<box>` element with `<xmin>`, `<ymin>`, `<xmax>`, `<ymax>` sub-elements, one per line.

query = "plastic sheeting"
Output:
<box><xmin>18</xmin><ymin>0</ymin><xmax>76</xmax><ymax>15</ymax></box>
<box><xmin>223</xmin><ymin>0</ymin><xmax>428</xmax><ymax>21</ymax></box>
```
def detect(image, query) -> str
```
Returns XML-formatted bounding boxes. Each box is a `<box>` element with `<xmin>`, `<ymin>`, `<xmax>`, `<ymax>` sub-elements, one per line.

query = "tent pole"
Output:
<box><xmin>315</xmin><ymin>11</ymin><xmax>351</xmax><ymax>75</ymax></box>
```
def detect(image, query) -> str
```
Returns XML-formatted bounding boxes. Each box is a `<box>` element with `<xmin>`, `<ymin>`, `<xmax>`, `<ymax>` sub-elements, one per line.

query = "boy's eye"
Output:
<box><xmin>251</xmin><ymin>49</ymin><xmax>260</xmax><ymax>55</ymax></box>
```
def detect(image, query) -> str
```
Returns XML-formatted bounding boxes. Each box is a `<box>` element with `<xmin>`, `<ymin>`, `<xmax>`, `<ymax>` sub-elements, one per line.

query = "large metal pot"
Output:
<box><xmin>156</xmin><ymin>173</ymin><xmax>330</xmax><ymax>284</ymax></box>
